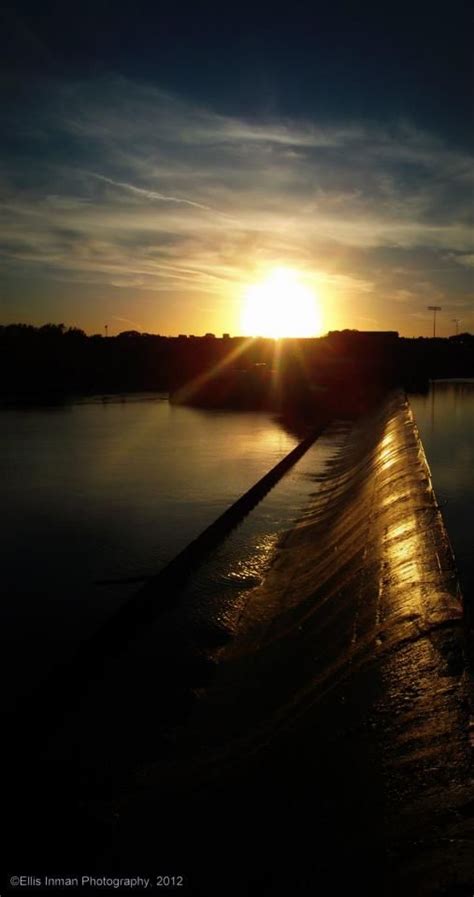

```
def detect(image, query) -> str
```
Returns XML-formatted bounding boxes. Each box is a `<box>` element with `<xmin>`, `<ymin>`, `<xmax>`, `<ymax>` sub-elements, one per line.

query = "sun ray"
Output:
<box><xmin>171</xmin><ymin>336</ymin><xmax>256</xmax><ymax>404</ymax></box>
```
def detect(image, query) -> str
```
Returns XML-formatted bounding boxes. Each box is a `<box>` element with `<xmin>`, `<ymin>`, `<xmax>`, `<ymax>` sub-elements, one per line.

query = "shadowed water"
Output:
<box><xmin>409</xmin><ymin>380</ymin><xmax>474</xmax><ymax>600</ymax></box>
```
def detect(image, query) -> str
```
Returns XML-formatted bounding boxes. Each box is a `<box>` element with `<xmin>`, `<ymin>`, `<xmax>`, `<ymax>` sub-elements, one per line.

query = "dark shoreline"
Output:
<box><xmin>2</xmin><ymin>326</ymin><xmax>473</xmax><ymax>414</ymax></box>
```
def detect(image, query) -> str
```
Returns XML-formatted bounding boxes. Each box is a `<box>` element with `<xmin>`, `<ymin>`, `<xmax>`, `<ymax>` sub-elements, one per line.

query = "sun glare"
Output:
<box><xmin>240</xmin><ymin>268</ymin><xmax>322</xmax><ymax>338</ymax></box>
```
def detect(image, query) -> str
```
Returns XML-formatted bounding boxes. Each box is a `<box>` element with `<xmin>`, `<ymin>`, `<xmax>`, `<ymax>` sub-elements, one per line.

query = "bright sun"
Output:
<box><xmin>240</xmin><ymin>268</ymin><xmax>323</xmax><ymax>338</ymax></box>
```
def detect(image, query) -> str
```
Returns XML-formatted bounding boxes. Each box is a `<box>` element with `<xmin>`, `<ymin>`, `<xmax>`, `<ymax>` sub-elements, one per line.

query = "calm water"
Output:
<box><xmin>2</xmin><ymin>396</ymin><xmax>295</xmax><ymax>589</ymax></box>
<box><xmin>409</xmin><ymin>381</ymin><xmax>474</xmax><ymax>600</ymax></box>
<box><xmin>0</xmin><ymin>395</ymin><xmax>346</xmax><ymax>704</ymax></box>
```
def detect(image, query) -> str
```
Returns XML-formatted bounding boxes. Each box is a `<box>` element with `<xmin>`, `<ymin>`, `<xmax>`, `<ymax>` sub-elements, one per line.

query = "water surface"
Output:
<box><xmin>1</xmin><ymin>396</ymin><xmax>343</xmax><ymax>704</ymax></box>
<box><xmin>409</xmin><ymin>381</ymin><xmax>474</xmax><ymax>600</ymax></box>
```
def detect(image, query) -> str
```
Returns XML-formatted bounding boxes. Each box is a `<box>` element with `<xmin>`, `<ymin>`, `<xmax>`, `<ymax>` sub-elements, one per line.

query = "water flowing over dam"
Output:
<box><xmin>7</xmin><ymin>391</ymin><xmax>473</xmax><ymax>896</ymax></box>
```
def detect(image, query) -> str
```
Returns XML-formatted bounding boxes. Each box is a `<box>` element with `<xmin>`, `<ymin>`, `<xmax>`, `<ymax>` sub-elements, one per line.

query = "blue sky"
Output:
<box><xmin>0</xmin><ymin>1</ymin><xmax>472</xmax><ymax>336</ymax></box>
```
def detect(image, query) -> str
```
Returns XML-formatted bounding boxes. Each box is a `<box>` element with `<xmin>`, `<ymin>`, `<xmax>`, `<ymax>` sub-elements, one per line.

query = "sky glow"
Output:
<box><xmin>0</xmin><ymin>2</ymin><xmax>472</xmax><ymax>337</ymax></box>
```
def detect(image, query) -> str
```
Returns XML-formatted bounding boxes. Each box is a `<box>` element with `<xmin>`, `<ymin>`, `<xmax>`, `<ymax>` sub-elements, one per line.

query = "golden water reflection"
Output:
<box><xmin>377</xmin><ymin>415</ymin><xmax>435</xmax><ymax>625</ymax></box>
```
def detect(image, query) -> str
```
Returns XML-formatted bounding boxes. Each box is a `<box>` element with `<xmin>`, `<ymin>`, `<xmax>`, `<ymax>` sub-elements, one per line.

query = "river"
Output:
<box><xmin>2</xmin><ymin>383</ymin><xmax>472</xmax><ymax>707</ymax></box>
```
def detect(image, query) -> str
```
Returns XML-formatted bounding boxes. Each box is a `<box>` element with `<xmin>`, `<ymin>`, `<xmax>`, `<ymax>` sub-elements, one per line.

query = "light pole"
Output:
<box><xmin>105</xmin><ymin>324</ymin><xmax>108</xmax><ymax>338</ymax></box>
<box><xmin>452</xmin><ymin>318</ymin><xmax>461</xmax><ymax>336</ymax></box>
<box><xmin>427</xmin><ymin>305</ymin><xmax>441</xmax><ymax>338</ymax></box>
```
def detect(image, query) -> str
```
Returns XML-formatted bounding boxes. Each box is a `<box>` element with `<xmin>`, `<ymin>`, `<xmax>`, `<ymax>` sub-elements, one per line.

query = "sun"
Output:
<box><xmin>240</xmin><ymin>268</ymin><xmax>323</xmax><ymax>338</ymax></box>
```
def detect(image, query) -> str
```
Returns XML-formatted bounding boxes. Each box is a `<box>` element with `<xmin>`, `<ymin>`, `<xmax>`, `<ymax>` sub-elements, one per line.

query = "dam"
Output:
<box><xmin>6</xmin><ymin>390</ymin><xmax>474</xmax><ymax>896</ymax></box>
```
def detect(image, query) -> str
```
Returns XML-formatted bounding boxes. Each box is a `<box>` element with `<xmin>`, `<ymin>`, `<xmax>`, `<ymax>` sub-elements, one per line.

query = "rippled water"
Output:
<box><xmin>409</xmin><ymin>381</ymin><xmax>474</xmax><ymax>599</ymax></box>
<box><xmin>175</xmin><ymin>421</ymin><xmax>349</xmax><ymax>632</ymax></box>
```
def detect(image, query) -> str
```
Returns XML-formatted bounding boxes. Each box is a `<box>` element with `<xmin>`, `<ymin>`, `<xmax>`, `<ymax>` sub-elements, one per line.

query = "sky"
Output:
<box><xmin>0</xmin><ymin>0</ymin><xmax>472</xmax><ymax>337</ymax></box>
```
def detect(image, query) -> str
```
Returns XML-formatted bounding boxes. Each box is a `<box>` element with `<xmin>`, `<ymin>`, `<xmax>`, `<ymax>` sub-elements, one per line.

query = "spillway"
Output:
<box><xmin>6</xmin><ymin>390</ymin><xmax>473</xmax><ymax>896</ymax></box>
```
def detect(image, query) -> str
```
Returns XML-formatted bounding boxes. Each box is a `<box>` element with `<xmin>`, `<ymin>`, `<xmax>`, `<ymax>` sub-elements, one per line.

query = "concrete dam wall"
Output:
<box><xmin>9</xmin><ymin>391</ymin><xmax>473</xmax><ymax>897</ymax></box>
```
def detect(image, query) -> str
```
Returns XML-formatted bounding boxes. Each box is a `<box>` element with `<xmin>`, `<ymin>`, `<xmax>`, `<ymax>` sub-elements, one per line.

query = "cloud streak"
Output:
<box><xmin>89</xmin><ymin>172</ymin><xmax>213</xmax><ymax>211</ymax></box>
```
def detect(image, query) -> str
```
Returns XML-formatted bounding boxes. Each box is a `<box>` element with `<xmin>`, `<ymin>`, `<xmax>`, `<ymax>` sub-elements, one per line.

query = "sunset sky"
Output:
<box><xmin>0</xmin><ymin>1</ymin><xmax>472</xmax><ymax>337</ymax></box>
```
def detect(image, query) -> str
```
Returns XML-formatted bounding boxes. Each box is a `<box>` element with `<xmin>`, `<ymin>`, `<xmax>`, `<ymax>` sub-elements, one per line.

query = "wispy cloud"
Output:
<box><xmin>111</xmin><ymin>315</ymin><xmax>144</xmax><ymax>330</ymax></box>
<box><xmin>0</xmin><ymin>75</ymin><xmax>473</xmax><ymax>334</ymax></box>
<box><xmin>444</xmin><ymin>252</ymin><xmax>474</xmax><ymax>269</ymax></box>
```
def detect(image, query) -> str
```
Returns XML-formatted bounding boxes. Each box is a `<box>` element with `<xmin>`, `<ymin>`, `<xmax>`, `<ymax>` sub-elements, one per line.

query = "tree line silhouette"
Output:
<box><xmin>1</xmin><ymin>323</ymin><xmax>473</xmax><ymax>411</ymax></box>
